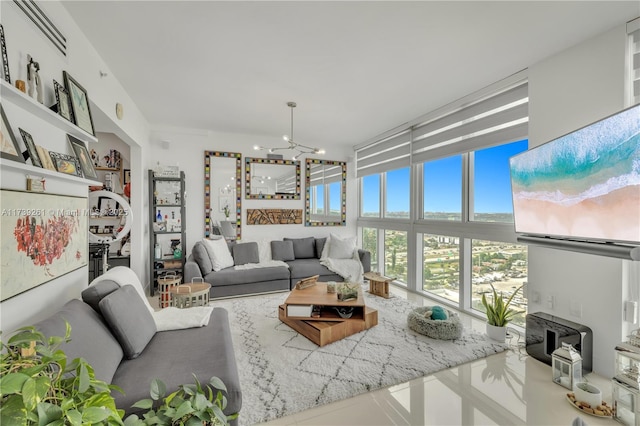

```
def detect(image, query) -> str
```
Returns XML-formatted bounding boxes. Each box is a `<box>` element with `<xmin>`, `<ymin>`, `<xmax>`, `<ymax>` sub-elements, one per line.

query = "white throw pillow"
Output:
<box><xmin>328</xmin><ymin>233</ymin><xmax>357</xmax><ymax>259</ymax></box>
<box><xmin>202</xmin><ymin>238</ymin><xmax>234</xmax><ymax>272</ymax></box>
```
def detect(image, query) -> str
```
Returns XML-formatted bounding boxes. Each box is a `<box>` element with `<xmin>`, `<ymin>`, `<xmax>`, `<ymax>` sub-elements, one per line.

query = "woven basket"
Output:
<box><xmin>158</xmin><ymin>272</ymin><xmax>181</xmax><ymax>308</ymax></box>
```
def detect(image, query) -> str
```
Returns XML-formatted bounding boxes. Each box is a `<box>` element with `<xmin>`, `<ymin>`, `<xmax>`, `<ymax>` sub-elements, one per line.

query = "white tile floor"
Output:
<box><xmin>255</xmin><ymin>285</ymin><xmax>614</xmax><ymax>426</ymax></box>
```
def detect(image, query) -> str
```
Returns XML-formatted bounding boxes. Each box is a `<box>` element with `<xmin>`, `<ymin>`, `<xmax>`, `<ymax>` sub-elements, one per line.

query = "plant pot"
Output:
<box><xmin>486</xmin><ymin>323</ymin><xmax>506</xmax><ymax>342</ymax></box>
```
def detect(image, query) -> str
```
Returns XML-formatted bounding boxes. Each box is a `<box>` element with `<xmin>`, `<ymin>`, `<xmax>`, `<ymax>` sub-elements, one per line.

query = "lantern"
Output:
<box><xmin>613</xmin><ymin>339</ymin><xmax>640</xmax><ymax>425</ymax></box>
<box><xmin>552</xmin><ymin>342</ymin><xmax>582</xmax><ymax>390</ymax></box>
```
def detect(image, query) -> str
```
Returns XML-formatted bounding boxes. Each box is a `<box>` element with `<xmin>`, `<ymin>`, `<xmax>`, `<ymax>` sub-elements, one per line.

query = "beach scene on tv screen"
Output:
<box><xmin>510</xmin><ymin>105</ymin><xmax>640</xmax><ymax>244</ymax></box>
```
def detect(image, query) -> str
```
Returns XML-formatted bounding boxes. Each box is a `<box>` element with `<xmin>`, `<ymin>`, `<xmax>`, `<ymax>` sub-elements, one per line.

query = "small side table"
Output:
<box><xmin>169</xmin><ymin>282</ymin><xmax>211</xmax><ymax>308</ymax></box>
<box><xmin>364</xmin><ymin>272</ymin><xmax>394</xmax><ymax>299</ymax></box>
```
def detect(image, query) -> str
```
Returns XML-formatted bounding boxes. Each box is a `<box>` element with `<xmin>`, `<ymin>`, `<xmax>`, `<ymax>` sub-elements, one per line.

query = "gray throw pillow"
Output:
<box><xmin>99</xmin><ymin>285</ymin><xmax>156</xmax><ymax>359</ymax></box>
<box><xmin>284</xmin><ymin>237</ymin><xmax>315</xmax><ymax>259</ymax></box>
<box><xmin>192</xmin><ymin>241</ymin><xmax>213</xmax><ymax>275</ymax></box>
<box><xmin>81</xmin><ymin>279</ymin><xmax>120</xmax><ymax>312</ymax></box>
<box><xmin>271</xmin><ymin>240</ymin><xmax>295</xmax><ymax>261</ymax></box>
<box><xmin>315</xmin><ymin>238</ymin><xmax>327</xmax><ymax>259</ymax></box>
<box><xmin>233</xmin><ymin>242</ymin><xmax>260</xmax><ymax>265</ymax></box>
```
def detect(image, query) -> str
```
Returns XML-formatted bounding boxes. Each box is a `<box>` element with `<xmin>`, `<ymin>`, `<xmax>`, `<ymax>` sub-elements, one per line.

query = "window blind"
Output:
<box><xmin>628</xmin><ymin>18</ymin><xmax>640</xmax><ymax>105</ymax></box>
<box><xmin>309</xmin><ymin>163</ymin><xmax>343</xmax><ymax>186</ymax></box>
<box><xmin>355</xmin><ymin>70</ymin><xmax>528</xmax><ymax>177</ymax></box>
<box><xmin>355</xmin><ymin>129</ymin><xmax>411</xmax><ymax>177</ymax></box>
<box><xmin>411</xmin><ymin>81</ymin><xmax>528</xmax><ymax>164</ymax></box>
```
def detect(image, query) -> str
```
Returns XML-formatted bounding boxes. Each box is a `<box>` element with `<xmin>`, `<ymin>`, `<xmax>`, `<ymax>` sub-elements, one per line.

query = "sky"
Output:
<box><xmin>362</xmin><ymin>140</ymin><xmax>528</xmax><ymax>214</ymax></box>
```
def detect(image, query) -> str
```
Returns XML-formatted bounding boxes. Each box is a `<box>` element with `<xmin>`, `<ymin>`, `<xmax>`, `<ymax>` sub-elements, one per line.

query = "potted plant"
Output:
<box><xmin>481</xmin><ymin>283</ymin><xmax>524</xmax><ymax>342</ymax></box>
<box><xmin>123</xmin><ymin>375</ymin><xmax>234</xmax><ymax>425</ymax></box>
<box><xmin>0</xmin><ymin>325</ymin><xmax>124</xmax><ymax>425</ymax></box>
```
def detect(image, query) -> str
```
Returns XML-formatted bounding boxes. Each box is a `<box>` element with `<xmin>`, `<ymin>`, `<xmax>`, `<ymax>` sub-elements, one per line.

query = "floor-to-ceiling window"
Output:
<box><xmin>356</xmin><ymin>72</ymin><xmax>530</xmax><ymax>322</ymax></box>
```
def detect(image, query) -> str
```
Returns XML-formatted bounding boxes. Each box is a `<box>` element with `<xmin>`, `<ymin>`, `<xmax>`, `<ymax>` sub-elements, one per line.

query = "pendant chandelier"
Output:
<box><xmin>254</xmin><ymin>102</ymin><xmax>325</xmax><ymax>160</ymax></box>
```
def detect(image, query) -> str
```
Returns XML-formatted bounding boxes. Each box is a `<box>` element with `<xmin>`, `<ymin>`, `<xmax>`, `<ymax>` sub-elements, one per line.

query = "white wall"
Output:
<box><xmin>149</xmin><ymin>127</ymin><xmax>358</xmax><ymax>256</ymax></box>
<box><xmin>527</xmin><ymin>24</ymin><xmax>635</xmax><ymax>376</ymax></box>
<box><xmin>0</xmin><ymin>1</ymin><xmax>151</xmax><ymax>332</ymax></box>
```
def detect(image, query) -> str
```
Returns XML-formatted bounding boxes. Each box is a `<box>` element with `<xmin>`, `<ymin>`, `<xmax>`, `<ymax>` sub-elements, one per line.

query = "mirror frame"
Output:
<box><xmin>245</xmin><ymin>157</ymin><xmax>301</xmax><ymax>200</ymax></box>
<box><xmin>204</xmin><ymin>151</ymin><xmax>242</xmax><ymax>240</ymax></box>
<box><xmin>305</xmin><ymin>158</ymin><xmax>347</xmax><ymax>227</ymax></box>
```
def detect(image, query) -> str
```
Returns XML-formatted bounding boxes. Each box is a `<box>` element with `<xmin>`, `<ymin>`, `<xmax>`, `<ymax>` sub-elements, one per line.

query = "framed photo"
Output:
<box><xmin>18</xmin><ymin>128</ymin><xmax>41</xmax><ymax>167</ymax></box>
<box><xmin>98</xmin><ymin>197</ymin><xmax>119</xmax><ymax>216</ymax></box>
<box><xmin>123</xmin><ymin>168</ymin><xmax>131</xmax><ymax>184</ymax></box>
<box><xmin>63</xmin><ymin>71</ymin><xmax>95</xmax><ymax>136</ymax></box>
<box><xmin>49</xmin><ymin>151</ymin><xmax>82</xmax><ymax>177</ymax></box>
<box><xmin>54</xmin><ymin>80</ymin><xmax>73</xmax><ymax>122</ymax></box>
<box><xmin>36</xmin><ymin>145</ymin><xmax>56</xmax><ymax>171</ymax></box>
<box><xmin>0</xmin><ymin>24</ymin><xmax>10</xmax><ymax>83</ymax></box>
<box><xmin>1</xmin><ymin>104</ymin><xmax>24</xmax><ymax>163</ymax></box>
<box><xmin>67</xmin><ymin>134</ymin><xmax>97</xmax><ymax>180</ymax></box>
<box><xmin>1</xmin><ymin>190</ymin><xmax>88</xmax><ymax>301</ymax></box>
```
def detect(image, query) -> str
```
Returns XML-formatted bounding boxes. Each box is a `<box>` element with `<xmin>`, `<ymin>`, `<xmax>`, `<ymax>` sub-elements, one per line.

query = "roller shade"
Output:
<box><xmin>356</xmin><ymin>130</ymin><xmax>411</xmax><ymax>177</ymax></box>
<box><xmin>309</xmin><ymin>163</ymin><xmax>343</xmax><ymax>186</ymax></box>
<box><xmin>411</xmin><ymin>81</ymin><xmax>528</xmax><ymax>164</ymax></box>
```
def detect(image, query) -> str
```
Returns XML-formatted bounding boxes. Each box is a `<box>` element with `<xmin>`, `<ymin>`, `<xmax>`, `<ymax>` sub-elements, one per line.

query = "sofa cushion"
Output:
<box><xmin>202</xmin><ymin>237</ymin><xmax>235</xmax><ymax>272</ymax></box>
<box><xmin>271</xmin><ymin>240</ymin><xmax>295</xmax><ymax>261</ymax></box>
<box><xmin>111</xmin><ymin>308</ymin><xmax>242</xmax><ymax>417</ymax></box>
<box><xmin>192</xmin><ymin>241</ymin><xmax>213</xmax><ymax>275</ymax></box>
<box><xmin>328</xmin><ymin>233</ymin><xmax>357</xmax><ymax>259</ymax></box>
<box><xmin>81</xmin><ymin>279</ymin><xmax>120</xmax><ymax>312</ymax></box>
<box><xmin>204</xmin><ymin>266</ymin><xmax>290</xmax><ymax>287</ymax></box>
<box><xmin>232</xmin><ymin>242</ymin><xmax>259</xmax><ymax>265</ymax></box>
<box><xmin>287</xmin><ymin>258</ymin><xmax>339</xmax><ymax>280</ymax></box>
<box><xmin>99</xmin><ymin>285</ymin><xmax>157</xmax><ymax>359</ymax></box>
<box><xmin>315</xmin><ymin>237</ymin><xmax>327</xmax><ymax>259</ymax></box>
<box><xmin>33</xmin><ymin>299</ymin><xmax>123</xmax><ymax>384</ymax></box>
<box><xmin>284</xmin><ymin>237</ymin><xmax>315</xmax><ymax>259</ymax></box>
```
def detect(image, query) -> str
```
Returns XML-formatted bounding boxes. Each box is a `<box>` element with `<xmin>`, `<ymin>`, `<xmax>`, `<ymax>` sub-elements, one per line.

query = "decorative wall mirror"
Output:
<box><xmin>245</xmin><ymin>157</ymin><xmax>301</xmax><ymax>199</ymax></box>
<box><xmin>204</xmin><ymin>151</ymin><xmax>242</xmax><ymax>240</ymax></box>
<box><xmin>305</xmin><ymin>158</ymin><xmax>347</xmax><ymax>226</ymax></box>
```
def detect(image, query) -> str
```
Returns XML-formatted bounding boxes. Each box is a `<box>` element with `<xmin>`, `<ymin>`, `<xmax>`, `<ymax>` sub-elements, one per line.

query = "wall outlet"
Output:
<box><xmin>530</xmin><ymin>290</ymin><xmax>540</xmax><ymax>303</ymax></box>
<box><xmin>624</xmin><ymin>301</ymin><xmax>637</xmax><ymax>323</ymax></box>
<box><xmin>546</xmin><ymin>294</ymin><xmax>554</xmax><ymax>310</ymax></box>
<box><xmin>570</xmin><ymin>300</ymin><xmax>582</xmax><ymax>318</ymax></box>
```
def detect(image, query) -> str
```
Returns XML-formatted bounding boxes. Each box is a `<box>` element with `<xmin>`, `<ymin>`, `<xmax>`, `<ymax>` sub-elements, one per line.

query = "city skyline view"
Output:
<box><xmin>363</xmin><ymin>140</ymin><xmax>528</xmax><ymax>217</ymax></box>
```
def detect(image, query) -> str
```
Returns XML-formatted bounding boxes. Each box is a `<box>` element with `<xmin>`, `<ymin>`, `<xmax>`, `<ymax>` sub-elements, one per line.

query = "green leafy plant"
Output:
<box><xmin>481</xmin><ymin>283</ymin><xmax>524</xmax><ymax>327</ymax></box>
<box><xmin>222</xmin><ymin>205</ymin><xmax>230</xmax><ymax>219</ymax></box>
<box><xmin>124</xmin><ymin>375</ymin><xmax>235</xmax><ymax>426</ymax></box>
<box><xmin>0</xmin><ymin>324</ymin><xmax>124</xmax><ymax>425</ymax></box>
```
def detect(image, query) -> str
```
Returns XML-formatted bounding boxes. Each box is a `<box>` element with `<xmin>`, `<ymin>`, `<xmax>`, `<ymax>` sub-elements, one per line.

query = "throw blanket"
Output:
<box><xmin>234</xmin><ymin>260</ymin><xmax>289</xmax><ymax>270</ymax></box>
<box><xmin>320</xmin><ymin>257</ymin><xmax>363</xmax><ymax>283</ymax></box>
<box><xmin>89</xmin><ymin>266</ymin><xmax>213</xmax><ymax>332</ymax></box>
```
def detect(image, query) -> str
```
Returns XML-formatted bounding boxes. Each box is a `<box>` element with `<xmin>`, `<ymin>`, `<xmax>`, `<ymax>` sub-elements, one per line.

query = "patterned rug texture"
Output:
<box><xmin>212</xmin><ymin>289</ymin><xmax>507</xmax><ymax>425</ymax></box>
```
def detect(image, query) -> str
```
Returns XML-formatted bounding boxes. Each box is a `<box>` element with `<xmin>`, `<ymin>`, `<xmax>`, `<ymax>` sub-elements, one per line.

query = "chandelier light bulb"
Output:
<box><xmin>283</xmin><ymin>135</ymin><xmax>290</xmax><ymax>142</ymax></box>
<box><xmin>268</xmin><ymin>148</ymin><xmax>274</xmax><ymax>153</ymax></box>
<box><xmin>253</xmin><ymin>145</ymin><xmax>260</xmax><ymax>150</ymax></box>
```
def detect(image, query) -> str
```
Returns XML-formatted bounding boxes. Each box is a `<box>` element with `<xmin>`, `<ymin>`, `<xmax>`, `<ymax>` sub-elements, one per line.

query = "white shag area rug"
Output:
<box><xmin>212</xmin><ymin>290</ymin><xmax>507</xmax><ymax>426</ymax></box>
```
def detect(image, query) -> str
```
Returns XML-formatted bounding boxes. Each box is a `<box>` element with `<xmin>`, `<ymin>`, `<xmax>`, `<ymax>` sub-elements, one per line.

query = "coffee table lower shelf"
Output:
<box><xmin>278</xmin><ymin>304</ymin><xmax>378</xmax><ymax>346</ymax></box>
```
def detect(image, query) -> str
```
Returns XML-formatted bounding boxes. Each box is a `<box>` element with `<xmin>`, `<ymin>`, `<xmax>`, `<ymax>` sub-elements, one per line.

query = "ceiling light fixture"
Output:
<box><xmin>253</xmin><ymin>102</ymin><xmax>325</xmax><ymax>160</ymax></box>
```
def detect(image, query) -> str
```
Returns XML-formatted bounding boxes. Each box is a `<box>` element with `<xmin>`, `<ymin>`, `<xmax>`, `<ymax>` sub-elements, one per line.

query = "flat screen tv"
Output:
<box><xmin>509</xmin><ymin>104</ymin><xmax>640</xmax><ymax>245</ymax></box>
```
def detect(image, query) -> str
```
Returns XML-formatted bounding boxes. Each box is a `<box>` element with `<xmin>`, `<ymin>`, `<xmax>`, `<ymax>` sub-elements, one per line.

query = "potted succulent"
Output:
<box><xmin>481</xmin><ymin>283</ymin><xmax>524</xmax><ymax>342</ymax></box>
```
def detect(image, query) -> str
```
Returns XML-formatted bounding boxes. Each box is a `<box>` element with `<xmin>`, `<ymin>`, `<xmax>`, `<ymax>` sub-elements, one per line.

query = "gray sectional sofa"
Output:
<box><xmin>185</xmin><ymin>236</ymin><xmax>371</xmax><ymax>298</ymax></box>
<box><xmin>32</xmin><ymin>275</ymin><xmax>242</xmax><ymax>424</ymax></box>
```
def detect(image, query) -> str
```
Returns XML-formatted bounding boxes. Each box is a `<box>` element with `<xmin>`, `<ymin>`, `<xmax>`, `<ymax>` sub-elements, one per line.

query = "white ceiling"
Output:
<box><xmin>62</xmin><ymin>1</ymin><xmax>639</xmax><ymax>153</ymax></box>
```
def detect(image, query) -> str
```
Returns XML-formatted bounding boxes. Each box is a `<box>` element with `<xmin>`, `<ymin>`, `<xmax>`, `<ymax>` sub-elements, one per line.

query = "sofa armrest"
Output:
<box><xmin>184</xmin><ymin>256</ymin><xmax>204</xmax><ymax>283</ymax></box>
<box><xmin>358</xmin><ymin>249</ymin><xmax>371</xmax><ymax>273</ymax></box>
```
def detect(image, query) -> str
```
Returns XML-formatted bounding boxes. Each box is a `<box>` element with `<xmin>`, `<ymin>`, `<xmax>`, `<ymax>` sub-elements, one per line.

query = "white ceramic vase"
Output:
<box><xmin>486</xmin><ymin>323</ymin><xmax>507</xmax><ymax>342</ymax></box>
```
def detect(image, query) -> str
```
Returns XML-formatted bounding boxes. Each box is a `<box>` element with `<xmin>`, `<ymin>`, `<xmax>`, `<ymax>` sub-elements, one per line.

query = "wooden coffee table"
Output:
<box><xmin>278</xmin><ymin>282</ymin><xmax>378</xmax><ymax>346</ymax></box>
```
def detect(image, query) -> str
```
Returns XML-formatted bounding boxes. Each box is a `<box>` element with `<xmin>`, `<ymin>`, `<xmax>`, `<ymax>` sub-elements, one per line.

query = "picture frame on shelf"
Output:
<box><xmin>18</xmin><ymin>128</ymin><xmax>42</xmax><ymax>167</ymax></box>
<box><xmin>123</xmin><ymin>168</ymin><xmax>131</xmax><ymax>184</ymax></box>
<box><xmin>0</xmin><ymin>24</ymin><xmax>10</xmax><ymax>84</ymax></box>
<box><xmin>53</xmin><ymin>80</ymin><xmax>73</xmax><ymax>122</ymax></box>
<box><xmin>98</xmin><ymin>197</ymin><xmax>119</xmax><ymax>216</ymax></box>
<box><xmin>67</xmin><ymin>134</ymin><xmax>97</xmax><ymax>180</ymax></box>
<box><xmin>0</xmin><ymin>104</ymin><xmax>24</xmax><ymax>163</ymax></box>
<box><xmin>35</xmin><ymin>145</ymin><xmax>56</xmax><ymax>171</ymax></box>
<box><xmin>49</xmin><ymin>151</ymin><xmax>82</xmax><ymax>176</ymax></box>
<box><xmin>63</xmin><ymin>71</ymin><xmax>95</xmax><ymax>136</ymax></box>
